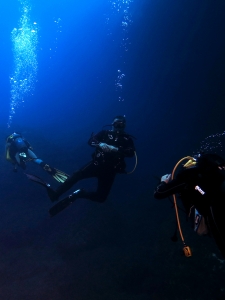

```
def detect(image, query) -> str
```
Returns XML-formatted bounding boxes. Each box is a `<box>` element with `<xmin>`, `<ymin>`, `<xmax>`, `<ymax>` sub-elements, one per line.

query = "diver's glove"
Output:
<box><xmin>99</xmin><ymin>143</ymin><xmax>118</xmax><ymax>152</ymax></box>
<box><xmin>161</xmin><ymin>174</ymin><xmax>171</xmax><ymax>183</ymax></box>
<box><xmin>107</xmin><ymin>145</ymin><xmax>118</xmax><ymax>152</ymax></box>
<box><xmin>42</xmin><ymin>164</ymin><xmax>69</xmax><ymax>183</ymax></box>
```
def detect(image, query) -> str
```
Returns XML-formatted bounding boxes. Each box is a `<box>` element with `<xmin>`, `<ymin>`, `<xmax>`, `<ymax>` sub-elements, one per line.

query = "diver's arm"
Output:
<box><xmin>117</xmin><ymin>137</ymin><xmax>135</xmax><ymax>157</ymax></box>
<box><xmin>87</xmin><ymin>131</ymin><xmax>118</xmax><ymax>152</ymax></box>
<box><xmin>5</xmin><ymin>143</ymin><xmax>11</xmax><ymax>161</ymax></box>
<box><xmin>27</xmin><ymin>149</ymin><xmax>44</xmax><ymax>165</ymax></box>
<box><xmin>23</xmin><ymin>139</ymin><xmax>32</xmax><ymax>149</ymax></box>
<box><xmin>5</xmin><ymin>143</ymin><xmax>11</xmax><ymax>155</ymax></box>
<box><xmin>88</xmin><ymin>131</ymin><xmax>105</xmax><ymax>148</ymax></box>
<box><xmin>154</xmin><ymin>178</ymin><xmax>186</xmax><ymax>199</ymax></box>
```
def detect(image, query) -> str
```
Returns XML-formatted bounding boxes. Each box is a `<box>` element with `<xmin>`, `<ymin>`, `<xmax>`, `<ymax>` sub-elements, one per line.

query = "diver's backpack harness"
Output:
<box><xmin>171</xmin><ymin>156</ymin><xmax>197</xmax><ymax>257</ymax></box>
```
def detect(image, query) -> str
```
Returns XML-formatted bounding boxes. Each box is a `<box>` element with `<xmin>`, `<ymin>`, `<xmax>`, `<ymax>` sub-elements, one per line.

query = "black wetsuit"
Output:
<box><xmin>54</xmin><ymin>130</ymin><xmax>135</xmax><ymax>203</ymax></box>
<box><xmin>154</xmin><ymin>166</ymin><xmax>225</xmax><ymax>258</ymax></box>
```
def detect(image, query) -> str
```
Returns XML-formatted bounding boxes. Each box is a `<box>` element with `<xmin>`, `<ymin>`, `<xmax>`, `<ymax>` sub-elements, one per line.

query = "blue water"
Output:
<box><xmin>0</xmin><ymin>0</ymin><xmax>225</xmax><ymax>299</ymax></box>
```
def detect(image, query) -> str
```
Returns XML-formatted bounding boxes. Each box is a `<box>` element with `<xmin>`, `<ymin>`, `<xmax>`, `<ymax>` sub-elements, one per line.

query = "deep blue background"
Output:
<box><xmin>0</xmin><ymin>0</ymin><xmax>225</xmax><ymax>299</ymax></box>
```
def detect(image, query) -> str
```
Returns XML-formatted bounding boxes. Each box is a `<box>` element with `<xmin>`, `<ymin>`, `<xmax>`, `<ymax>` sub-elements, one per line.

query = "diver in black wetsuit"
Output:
<box><xmin>6</xmin><ymin>132</ymin><xmax>68</xmax><ymax>182</ymax></box>
<box><xmin>26</xmin><ymin>116</ymin><xmax>136</xmax><ymax>216</ymax></box>
<box><xmin>154</xmin><ymin>153</ymin><xmax>225</xmax><ymax>258</ymax></box>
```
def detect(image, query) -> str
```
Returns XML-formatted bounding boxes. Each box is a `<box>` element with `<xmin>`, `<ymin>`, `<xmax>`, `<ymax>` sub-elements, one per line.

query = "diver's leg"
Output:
<box><xmin>49</xmin><ymin>169</ymin><xmax>116</xmax><ymax>216</ymax></box>
<box><xmin>49</xmin><ymin>161</ymin><xmax>96</xmax><ymax>201</ymax></box>
<box><xmin>80</xmin><ymin>170</ymin><xmax>116</xmax><ymax>203</ymax></box>
<box><xmin>15</xmin><ymin>152</ymin><xmax>21</xmax><ymax>165</ymax></box>
<box><xmin>27</xmin><ymin>149</ymin><xmax>44</xmax><ymax>165</ymax></box>
<box><xmin>6</xmin><ymin>146</ymin><xmax>18</xmax><ymax>171</ymax></box>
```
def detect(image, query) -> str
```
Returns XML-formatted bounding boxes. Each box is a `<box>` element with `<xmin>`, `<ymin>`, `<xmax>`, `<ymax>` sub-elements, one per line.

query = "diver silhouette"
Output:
<box><xmin>154</xmin><ymin>153</ymin><xmax>225</xmax><ymax>258</ymax></box>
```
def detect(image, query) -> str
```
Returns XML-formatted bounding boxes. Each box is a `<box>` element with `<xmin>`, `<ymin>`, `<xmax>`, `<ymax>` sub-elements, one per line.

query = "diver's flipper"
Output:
<box><xmin>52</xmin><ymin>168</ymin><xmax>69</xmax><ymax>183</ymax></box>
<box><xmin>41</xmin><ymin>163</ymin><xmax>69</xmax><ymax>183</ymax></box>
<box><xmin>25</xmin><ymin>173</ymin><xmax>58</xmax><ymax>202</ymax></box>
<box><xmin>49</xmin><ymin>189</ymin><xmax>82</xmax><ymax>217</ymax></box>
<box><xmin>25</xmin><ymin>173</ymin><xmax>50</xmax><ymax>189</ymax></box>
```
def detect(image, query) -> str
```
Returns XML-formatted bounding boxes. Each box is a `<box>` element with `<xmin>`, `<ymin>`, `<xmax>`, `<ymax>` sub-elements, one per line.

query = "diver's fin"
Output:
<box><xmin>49</xmin><ymin>189</ymin><xmax>82</xmax><ymax>217</ymax></box>
<box><xmin>41</xmin><ymin>163</ymin><xmax>69</xmax><ymax>183</ymax></box>
<box><xmin>25</xmin><ymin>173</ymin><xmax>50</xmax><ymax>189</ymax></box>
<box><xmin>52</xmin><ymin>168</ymin><xmax>69</xmax><ymax>183</ymax></box>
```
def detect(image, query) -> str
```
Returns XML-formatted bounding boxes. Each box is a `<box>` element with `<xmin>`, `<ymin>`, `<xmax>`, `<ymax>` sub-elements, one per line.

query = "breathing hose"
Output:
<box><xmin>127</xmin><ymin>151</ymin><xmax>137</xmax><ymax>174</ymax></box>
<box><xmin>171</xmin><ymin>156</ymin><xmax>196</xmax><ymax>257</ymax></box>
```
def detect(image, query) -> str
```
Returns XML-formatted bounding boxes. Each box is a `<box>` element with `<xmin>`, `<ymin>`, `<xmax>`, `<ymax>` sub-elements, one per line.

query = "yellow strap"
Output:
<box><xmin>6</xmin><ymin>148</ymin><xmax>14</xmax><ymax>163</ymax></box>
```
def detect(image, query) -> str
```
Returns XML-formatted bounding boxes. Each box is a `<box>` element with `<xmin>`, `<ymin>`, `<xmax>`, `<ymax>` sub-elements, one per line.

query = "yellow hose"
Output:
<box><xmin>171</xmin><ymin>156</ymin><xmax>195</xmax><ymax>257</ymax></box>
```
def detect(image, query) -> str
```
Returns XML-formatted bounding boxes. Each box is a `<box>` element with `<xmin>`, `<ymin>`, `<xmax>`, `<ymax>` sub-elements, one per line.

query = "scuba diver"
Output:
<box><xmin>26</xmin><ymin>116</ymin><xmax>136</xmax><ymax>216</ymax></box>
<box><xmin>154</xmin><ymin>153</ymin><xmax>225</xmax><ymax>259</ymax></box>
<box><xmin>6</xmin><ymin>132</ymin><xmax>68</xmax><ymax>183</ymax></box>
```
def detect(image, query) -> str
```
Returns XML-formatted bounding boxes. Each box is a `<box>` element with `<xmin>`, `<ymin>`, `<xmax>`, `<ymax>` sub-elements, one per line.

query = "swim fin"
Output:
<box><xmin>52</xmin><ymin>168</ymin><xmax>69</xmax><ymax>183</ymax></box>
<box><xmin>25</xmin><ymin>173</ymin><xmax>50</xmax><ymax>188</ymax></box>
<box><xmin>49</xmin><ymin>189</ymin><xmax>82</xmax><ymax>217</ymax></box>
<box><xmin>25</xmin><ymin>173</ymin><xmax>59</xmax><ymax>202</ymax></box>
<box><xmin>41</xmin><ymin>163</ymin><xmax>69</xmax><ymax>183</ymax></box>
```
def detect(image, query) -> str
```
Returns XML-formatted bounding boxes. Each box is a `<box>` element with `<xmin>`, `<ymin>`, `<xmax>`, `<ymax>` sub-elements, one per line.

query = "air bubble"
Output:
<box><xmin>8</xmin><ymin>0</ymin><xmax>38</xmax><ymax>127</ymax></box>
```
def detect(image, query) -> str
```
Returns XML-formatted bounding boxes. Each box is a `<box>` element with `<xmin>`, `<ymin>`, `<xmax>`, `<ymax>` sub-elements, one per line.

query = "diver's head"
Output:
<box><xmin>196</xmin><ymin>153</ymin><xmax>225</xmax><ymax>172</ymax></box>
<box><xmin>112</xmin><ymin>115</ymin><xmax>126</xmax><ymax>132</ymax></box>
<box><xmin>6</xmin><ymin>132</ymin><xmax>21</xmax><ymax>142</ymax></box>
